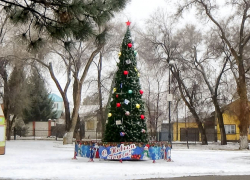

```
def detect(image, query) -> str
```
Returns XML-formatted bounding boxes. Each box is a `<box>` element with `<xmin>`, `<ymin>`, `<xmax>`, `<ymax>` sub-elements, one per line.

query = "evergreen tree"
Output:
<box><xmin>1</xmin><ymin>61</ymin><xmax>30</xmax><ymax>140</ymax></box>
<box><xmin>23</xmin><ymin>69</ymin><xmax>57</xmax><ymax>123</ymax></box>
<box><xmin>1</xmin><ymin>0</ymin><xmax>129</xmax><ymax>50</ymax></box>
<box><xmin>104</xmin><ymin>22</ymin><xmax>148</xmax><ymax>143</ymax></box>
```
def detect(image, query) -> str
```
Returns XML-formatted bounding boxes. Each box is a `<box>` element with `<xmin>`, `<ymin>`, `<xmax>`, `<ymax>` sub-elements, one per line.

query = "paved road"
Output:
<box><xmin>1</xmin><ymin>175</ymin><xmax>249</xmax><ymax>180</ymax></box>
<box><xmin>142</xmin><ymin>175</ymin><xmax>250</xmax><ymax>180</ymax></box>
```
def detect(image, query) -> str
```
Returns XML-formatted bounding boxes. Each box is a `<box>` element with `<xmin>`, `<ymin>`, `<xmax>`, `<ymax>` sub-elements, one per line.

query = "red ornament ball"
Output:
<box><xmin>116</xmin><ymin>103</ymin><xmax>121</xmax><ymax>108</ymax></box>
<box><xmin>140</xmin><ymin>115</ymin><xmax>145</xmax><ymax>119</ymax></box>
<box><xmin>116</xmin><ymin>94</ymin><xmax>119</xmax><ymax>98</ymax></box>
<box><xmin>128</xmin><ymin>43</ymin><xmax>132</xmax><ymax>48</ymax></box>
<box><xmin>139</xmin><ymin>90</ymin><xmax>144</xmax><ymax>95</ymax></box>
<box><xmin>123</xmin><ymin>70</ymin><xmax>129</xmax><ymax>75</ymax></box>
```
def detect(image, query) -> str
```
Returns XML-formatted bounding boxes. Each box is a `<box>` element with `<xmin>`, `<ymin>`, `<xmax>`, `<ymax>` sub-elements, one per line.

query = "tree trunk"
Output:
<box><xmin>238</xmin><ymin>98</ymin><xmax>249</xmax><ymax>149</ymax></box>
<box><xmin>73</xmin><ymin>115</ymin><xmax>81</xmax><ymax>141</ymax></box>
<box><xmin>97</xmin><ymin>52</ymin><xmax>105</xmax><ymax>137</ymax></box>
<box><xmin>64</xmin><ymin>100</ymin><xmax>71</xmax><ymax>132</ymax></box>
<box><xmin>63</xmin><ymin>132</ymin><xmax>73</xmax><ymax>144</ymax></box>
<box><xmin>63</xmin><ymin>46</ymin><xmax>102</xmax><ymax>144</ymax></box>
<box><xmin>6</xmin><ymin>116</ymin><xmax>11</xmax><ymax>140</ymax></box>
<box><xmin>213</xmin><ymin>100</ymin><xmax>227</xmax><ymax>145</ymax></box>
<box><xmin>194</xmin><ymin>46</ymin><xmax>228</xmax><ymax>145</ymax></box>
<box><xmin>63</xmin><ymin>79</ymin><xmax>82</xmax><ymax>144</ymax></box>
<box><xmin>3</xmin><ymin>96</ymin><xmax>11</xmax><ymax>140</ymax></box>
<box><xmin>237</xmin><ymin>62</ymin><xmax>249</xmax><ymax>150</ymax></box>
<box><xmin>174</xmin><ymin>70</ymin><xmax>208</xmax><ymax>145</ymax></box>
<box><xmin>191</xmin><ymin>109</ymin><xmax>208</xmax><ymax>145</ymax></box>
<box><xmin>48</xmin><ymin>63</ymin><xmax>71</xmax><ymax>133</ymax></box>
<box><xmin>2</xmin><ymin>68</ymin><xmax>11</xmax><ymax>140</ymax></box>
<box><xmin>4</xmin><ymin>111</ymin><xmax>15</xmax><ymax>140</ymax></box>
<box><xmin>239</xmin><ymin>136</ymin><xmax>249</xmax><ymax>150</ymax></box>
<box><xmin>181</xmin><ymin>94</ymin><xmax>208</xmax><ymax>145</ymax></box>
<box><xmin>196</xmin><ymin>0</ymin><xmax>249</xmax><ymax>149</ymax></box>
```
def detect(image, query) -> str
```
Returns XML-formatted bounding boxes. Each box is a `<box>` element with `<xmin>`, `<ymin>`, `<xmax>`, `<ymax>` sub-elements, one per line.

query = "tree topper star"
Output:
<box><xmin>126</xmin><ymin>21</ymin><xmax>131</xmax><ymax>26</ymax></box>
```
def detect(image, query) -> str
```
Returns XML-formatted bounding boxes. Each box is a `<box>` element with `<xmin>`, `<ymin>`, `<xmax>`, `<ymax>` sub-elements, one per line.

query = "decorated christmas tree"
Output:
<box><xmin>104</xmin><ymin>21</ymin><xmax>148</xmax><ymax>143</ymax></box>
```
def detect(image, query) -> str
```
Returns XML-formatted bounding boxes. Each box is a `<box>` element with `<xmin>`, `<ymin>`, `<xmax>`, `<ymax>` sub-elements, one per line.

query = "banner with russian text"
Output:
<box><xmin>75</xmin><ymin>142</ymin><xmax>169</xmax><ymax>161</ymax></box>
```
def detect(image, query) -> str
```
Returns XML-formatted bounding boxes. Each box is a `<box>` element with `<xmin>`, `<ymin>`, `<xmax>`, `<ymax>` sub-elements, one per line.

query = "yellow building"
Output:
<box><xmin>174</xmin><ymin>123</ymin><xmax>198</xmax><ymax>141</ymax></box>
<box><xmin>172</xmin><ymin>101</ymin><xmax>250</xmax><ymax>142</ymax></box>
<box><xmin>217</xmin><ymin>100</ymin><xmax>250</xmax><ymax>142</ymax></box>
<box><xmin>172</xmin><ymin>114</ymin><xmax>214</xmax><ymax>142</ymax></box>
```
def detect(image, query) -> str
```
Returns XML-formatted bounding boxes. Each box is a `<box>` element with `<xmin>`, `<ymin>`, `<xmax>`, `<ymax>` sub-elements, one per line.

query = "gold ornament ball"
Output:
<box><xmin>136</xmin><ymin>104</ymin><xmax>140</xmax><ymax>108</ymax></box>
<box><xmin>118</xmin><ymin>52</ymin><xmax>121</xmax><ymax>56</ymax></box>
<box><xmin>113</xmin><ymin>88</ymin><xmax>116</xmax><ymax>92</ymax></box>
<box><xmin>108</xmin><ymin>113</ymin><xmax>112</xmax><ymax>117</ymax></box>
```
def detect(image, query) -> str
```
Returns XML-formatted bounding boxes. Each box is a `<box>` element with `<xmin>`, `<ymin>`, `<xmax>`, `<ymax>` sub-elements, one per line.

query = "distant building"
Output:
<box><xmin>216</xmin><ymin>100</ymin><xmax>250</xmax><ymax>142</ymax></box>
<box><xmin>170</xmin><ymin>100</ymin><xmax>250</xmax><ymax>142</ymax></box>
<box><xmin>49</xmin><ymin>93</ymin><xmax>64</xmax><ymax>119</ymax></box>
<box><xmin>172</xmin><ymin>113</ymin><xmax>214</xmax><ymax>142</ymax></box>
<box><xmin>79</xmin><ymin>105</ymin><xmax>102</xmax><ymax>140</ymax></box>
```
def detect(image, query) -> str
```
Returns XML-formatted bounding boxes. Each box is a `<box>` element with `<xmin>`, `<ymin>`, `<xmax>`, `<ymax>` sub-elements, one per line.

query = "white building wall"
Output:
<box><xmin>35</xmin><ymin>122</ymin><xmax>48</xmax><ymax>137</ymax></box>
<box><xmin>26</xmin><ymin>122</ymin><xmax>49</xmax><ymax>137</ymax></box>
<box><xmin>26</xmin><ymin>123</ymin><xmax>33</xmax><ymax>136</ymax></box>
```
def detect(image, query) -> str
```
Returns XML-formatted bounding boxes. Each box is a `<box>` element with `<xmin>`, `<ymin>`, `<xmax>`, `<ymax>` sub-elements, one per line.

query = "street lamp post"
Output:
<box><xmin>168</xmin><ymin>60</ymin><xmax>175</xmax><ymax>147</ymax></box>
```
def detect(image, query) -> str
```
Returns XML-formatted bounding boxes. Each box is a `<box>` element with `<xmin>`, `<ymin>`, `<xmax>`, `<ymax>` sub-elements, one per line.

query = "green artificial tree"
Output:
<box><xmin>104</xmin><ymin>21</ymin><xmax>148</xmax><ymax>143</ymax></box>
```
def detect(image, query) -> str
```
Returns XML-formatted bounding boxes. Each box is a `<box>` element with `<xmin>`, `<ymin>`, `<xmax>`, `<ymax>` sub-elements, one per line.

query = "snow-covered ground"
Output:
<box><xmin>0</xmin><ymin>140</ymin><xmax>250</xmax><ymax>180</ymax></box>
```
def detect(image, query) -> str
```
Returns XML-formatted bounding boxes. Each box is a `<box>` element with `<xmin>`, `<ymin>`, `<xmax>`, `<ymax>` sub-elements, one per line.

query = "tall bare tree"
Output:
<box><xmin>32</xmin><ymin>35</ymin><xmax>105</xmax><ymax>144</ymax></box>
<box><xmin>177</xmin><ymin>0</ymin><xmax>250</xmax><ymax>149</ymax></box>
<box><xmin>138</xmin><ymin>10</ymin><xmax>208</xmax><ymax>144</ymax></box>
<box><xmin>175</xmin><ymin>24</ymin><xmax>230</xmax><ymax>145</ymax></box>
<box><xmin>141</xmin><ymin>62</ymin><xmax>166</xmax><ymax>140</ymax></box>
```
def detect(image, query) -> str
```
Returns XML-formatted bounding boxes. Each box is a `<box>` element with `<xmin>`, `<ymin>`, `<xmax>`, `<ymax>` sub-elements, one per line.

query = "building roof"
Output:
<box><xmin>49</xmin><ymin>93</ymin><xmax>63</xmax><ymax>102</ymax></box>
<box><xmin>209</xmin><ymin>99</ymin><xmax>250</xmax><ymax>117</ymax></box>
<box><xmin>221</xmin><ymin>99</ymin><xmax>242</xmax><ymax>116</ymax></box>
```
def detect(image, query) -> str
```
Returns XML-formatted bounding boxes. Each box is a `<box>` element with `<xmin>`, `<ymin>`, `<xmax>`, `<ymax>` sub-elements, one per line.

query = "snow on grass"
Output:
<box><xmin>0</xmin><ymin>140</ymin><xmax>250</xmax><ymax>180</ymax></box>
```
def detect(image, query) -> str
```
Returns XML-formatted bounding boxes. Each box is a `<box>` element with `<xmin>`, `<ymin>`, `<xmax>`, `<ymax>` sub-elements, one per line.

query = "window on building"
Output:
<box><xmin>86</xmin><ymin>121</ymin><xmax>95</xmax><ymax>130</ymax></box>
<box><xmin>224</xmin><ymin>125</ymin><xmax>236</xmax><ymax>134</ymax></box>
<box><xmin>53</xmin><ymin>103</ymin><xmax>58</xmax><ymax>109</ymax></box>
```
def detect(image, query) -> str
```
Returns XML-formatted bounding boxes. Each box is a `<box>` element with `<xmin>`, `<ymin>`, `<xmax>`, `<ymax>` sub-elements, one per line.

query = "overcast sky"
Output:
<box><xmin>117</xmin><ymin>0</ymin><xmax>199</xmax><ymax>29</ymax></box>
<box><xmin>122</xmin><ymin>0</ymin><xmax>169</xmax><ymax>25</ymax></box>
